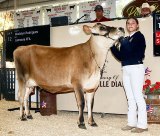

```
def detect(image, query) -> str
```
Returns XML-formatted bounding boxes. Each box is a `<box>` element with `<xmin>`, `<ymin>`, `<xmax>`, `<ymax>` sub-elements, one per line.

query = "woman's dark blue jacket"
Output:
<box><xmin>110</xmin><ymin>31</ymin><xmax>146</xmax><ymax>66</ymax></box>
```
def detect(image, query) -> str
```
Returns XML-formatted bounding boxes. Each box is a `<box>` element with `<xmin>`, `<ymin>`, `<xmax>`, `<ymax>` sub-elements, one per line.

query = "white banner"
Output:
<box><xmin>79</xmin><ymin>0</ymin><xmax>116</xmax><ymax>22</ymax></box>
<box><xmin>14</xmin><ymin>0</ymin><xmax>115</xmax><ymax>28</ymax></box>
<box><xmin>44</xmin><ymin>4</ymin><xmax>77</xmax><ymax>25</ymax></box>
<box><xmin>14</xmin><ymin>9</ymin><xmax>42</xmax><ymax>28</ymax></box>
<box><xmin>49</xmin><ymin>17</ymin><xmax>155</xmax><ymax>114</ymax></box>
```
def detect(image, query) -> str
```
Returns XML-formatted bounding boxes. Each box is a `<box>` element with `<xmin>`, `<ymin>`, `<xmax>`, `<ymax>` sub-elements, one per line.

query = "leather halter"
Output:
<box><xmin>92</xmin><ymin>32</ymin><xmax>116</xmax><ymax>41</ymax></box>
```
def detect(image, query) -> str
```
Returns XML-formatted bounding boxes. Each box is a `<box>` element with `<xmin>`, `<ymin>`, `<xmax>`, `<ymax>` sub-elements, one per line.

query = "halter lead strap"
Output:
<box><xmin>92</xmin><ymin>33</ymin><xmax>115</xmax><ymax>41</ymax></box>
<box><xmin>90</xmin><ymin>33</ymin><xmax>110</xmax><ymax>79</ymax></box>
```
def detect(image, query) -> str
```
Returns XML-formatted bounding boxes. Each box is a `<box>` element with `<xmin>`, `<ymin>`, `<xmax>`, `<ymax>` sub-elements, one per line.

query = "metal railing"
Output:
<box><xmin>0</xmin><ymin>68</ymin><xmax>15</xmax><ymax>100</ymax></box>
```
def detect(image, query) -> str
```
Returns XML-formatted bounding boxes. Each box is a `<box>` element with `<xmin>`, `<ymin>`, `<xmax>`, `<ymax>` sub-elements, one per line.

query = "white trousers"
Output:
<box><xmin>122</xmin><ymin>64</ymin><xmax>147</xmax><ymax>129</ymax></box>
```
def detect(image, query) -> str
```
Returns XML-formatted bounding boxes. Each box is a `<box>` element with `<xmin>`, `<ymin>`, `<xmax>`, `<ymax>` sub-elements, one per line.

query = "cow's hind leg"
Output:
<box><xmin>18</xmin><ymin>80</ymin><xmax>26</xmax><ymax>121</ymax></box>
<box><xmin>24</xmin><ymin>87</ymin><xmax>34</xmax><ymax>119</ymax></box>
<box><xmin>74</xmin><ymin>85</ymin><xmax>86</xmax><ymax>129</ymax></box>
<box><xmin>86</xmin><ymin>91</ymin><xmax>97</xmax><ymax>127</ymax></box>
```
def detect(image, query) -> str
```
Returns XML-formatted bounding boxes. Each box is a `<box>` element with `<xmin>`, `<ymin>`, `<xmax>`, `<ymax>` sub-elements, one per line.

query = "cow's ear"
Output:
<box><xmin>83</xmin><ymin>25</ymin><xmax>91</xmax><ymax>35</ymax></box>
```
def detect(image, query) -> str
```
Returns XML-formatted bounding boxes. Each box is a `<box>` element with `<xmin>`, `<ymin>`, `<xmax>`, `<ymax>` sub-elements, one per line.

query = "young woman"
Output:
<box><xmin>110</xmin><ymin>17</ymin><xmax>148</xmax><ymax>133</ymax></box>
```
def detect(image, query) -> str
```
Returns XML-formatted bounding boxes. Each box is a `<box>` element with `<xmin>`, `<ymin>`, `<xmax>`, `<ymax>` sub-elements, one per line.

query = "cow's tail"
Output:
<box><xmin>14</xmin><ymin>48</ymin><xmax>27</xmax><ymax>100</ymax></box>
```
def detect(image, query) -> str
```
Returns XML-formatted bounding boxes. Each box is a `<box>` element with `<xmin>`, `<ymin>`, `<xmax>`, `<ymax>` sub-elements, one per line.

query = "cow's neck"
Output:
<box><xmin>89</xmin><ymin>35</ymin><xmax>114</xmax><ymax>69</ymax></box>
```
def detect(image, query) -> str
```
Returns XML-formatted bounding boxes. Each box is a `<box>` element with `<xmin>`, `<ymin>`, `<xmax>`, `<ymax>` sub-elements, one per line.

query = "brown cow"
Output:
<box><xmin>14</xmin><ymin>23</ymin><xmax>124</xmax><ymax>129</ymax></box>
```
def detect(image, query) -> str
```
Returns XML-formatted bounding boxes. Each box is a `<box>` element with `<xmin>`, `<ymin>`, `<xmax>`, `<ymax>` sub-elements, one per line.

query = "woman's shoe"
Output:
<box><xmin>121</xmin><ymin>125</ymin><xmax>135</xmax><ymax>131</ymax></box>
<box><xmin>131</xmin><ymin>127</ymin><xmax>148</xmax><ymax>133</ymax></box>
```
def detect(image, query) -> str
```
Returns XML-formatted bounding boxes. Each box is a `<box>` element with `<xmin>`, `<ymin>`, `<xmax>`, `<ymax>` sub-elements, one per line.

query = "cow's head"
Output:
<box><xmin>83</xmin><ymin>23</ymin><xmax>125</xmax><ymax>43</ymax></box>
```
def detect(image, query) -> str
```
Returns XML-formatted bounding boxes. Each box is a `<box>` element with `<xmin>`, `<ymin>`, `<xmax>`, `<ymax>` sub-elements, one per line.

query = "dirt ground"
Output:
<box><xmin>0</xmin><ymin>99</ymin><xmax>160</xmax><ymax>136</ymax></box>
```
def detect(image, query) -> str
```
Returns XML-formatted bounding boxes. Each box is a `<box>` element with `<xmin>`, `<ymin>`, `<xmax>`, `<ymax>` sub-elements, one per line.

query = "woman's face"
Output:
<box><xmin>126</xmin><ymin>19</ymin><xmax>139</xmax><ymax>33</ymax></box>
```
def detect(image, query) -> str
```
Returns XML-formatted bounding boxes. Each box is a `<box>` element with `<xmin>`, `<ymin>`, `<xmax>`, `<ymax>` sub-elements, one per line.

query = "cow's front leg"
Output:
<box><xmin>74</xmin><ymin>86</ymin><xmax>86</xmax><ymax>129</ymax></box>
<box><xmin>86</xmin><ymin>91</ymin><xmax>97</xmax><ymax>127</ymax></box>
<box><xmin>24</xmin><ymin>87</ymin><xmax>34</xmax><ymax>119</ymax></box>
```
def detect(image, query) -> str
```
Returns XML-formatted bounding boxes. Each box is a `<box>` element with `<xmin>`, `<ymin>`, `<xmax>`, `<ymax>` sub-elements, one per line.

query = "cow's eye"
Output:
<box><xmin>100</xmin><ymin>26</ymin><xmax>106</xmax><ymax>31</ymax></box>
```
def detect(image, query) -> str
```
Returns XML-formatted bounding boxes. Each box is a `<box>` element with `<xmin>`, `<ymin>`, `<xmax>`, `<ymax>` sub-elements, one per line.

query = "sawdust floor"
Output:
<box><xmin>0</xmin><ymin>99</ymin><xmax>160</xmax><ymax>136</ymax></box>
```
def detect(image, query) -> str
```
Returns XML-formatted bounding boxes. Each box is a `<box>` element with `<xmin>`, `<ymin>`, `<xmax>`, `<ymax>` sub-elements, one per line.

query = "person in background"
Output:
<box><xmin>136</xmin><ymin>2</ymin><xmax>155</xmax><ymax>17</ymax></box>
<box><xmin>110</xmin><ymin>17</ymin><xmax>148</xmax><ymax>133</ymax></box>
<box><xmin>92</xmin><ymin>5</ymin><xmax>111</xmax><ymax>22</ymax></box>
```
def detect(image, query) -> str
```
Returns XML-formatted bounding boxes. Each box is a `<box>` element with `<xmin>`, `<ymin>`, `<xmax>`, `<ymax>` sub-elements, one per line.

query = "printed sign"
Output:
<box><xmin>44</xmin><ymin>4</ymin><xmax>77</xmax><ymax>25</ymax></box>
<box><xmin>153</xmin><ymin>13</ymin><xmax>160</xmax><ymax>56</ymax></box>
<box><xmin>14</xmin><ymin>9</ymin><xmax>42</xmax><ymax>28</ymax></box>
<box><xmin>155</xmin><ymin>31</ymin><xmax>160</xmax><ymax>45</ymax></box>
<box><xmin>79</xmin><ymin>0</ymin><xmax>115</xmax><ymax>22</ymax></box>
<box><xmin>5</xmin><ymin>25</ymin><xmax>50</xmax><ymax>61</ymax></box>
<box><xmin>100</xmin><ymin>75</ymin><xmax>123</xmax><ymax>88</ymax></box>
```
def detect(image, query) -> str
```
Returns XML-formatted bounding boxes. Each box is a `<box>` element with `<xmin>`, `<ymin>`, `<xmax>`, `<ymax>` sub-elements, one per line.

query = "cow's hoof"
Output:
<box><xmin>78</xmin><ymin>124</ymin><xmax>87</xmax><ymax>129</ymax></box>
<box><xmin>89</xmin><ymin>122</ymin><xmax>98</xmax><ymax>127</ymax></box>
<box><xmin>20</xmin><ymin>116</ymin><xmax>27</xmax><ymax>121</ymax></box>
<box><xmin>27</xmin><ymin>115</ymin><xmax>33</xmax><ymax>119</ymax></box>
